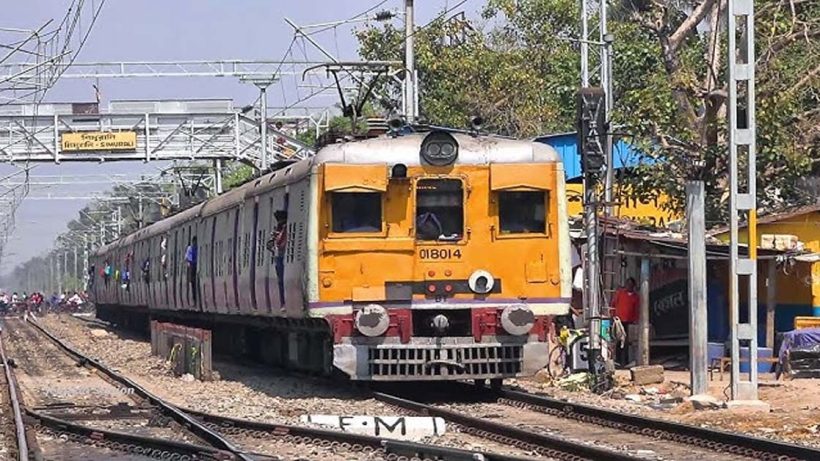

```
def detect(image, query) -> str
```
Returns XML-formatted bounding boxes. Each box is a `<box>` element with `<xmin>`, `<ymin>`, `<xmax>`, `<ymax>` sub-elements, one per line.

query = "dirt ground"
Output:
<box><xmin>32</xmin><ymin>313</ymin><xmax>820</xmax><ymax>449</ymax></box>
<box><xmin>516</xmin><ymin>368</ymin><xmax>820</xmax><ymax>447</ymax></box>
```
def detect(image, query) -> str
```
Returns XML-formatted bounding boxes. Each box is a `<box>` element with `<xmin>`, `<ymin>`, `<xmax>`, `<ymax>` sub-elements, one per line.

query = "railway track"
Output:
<box><xmin>16</xmin><ymin>316</ymin><xmax>554</xmax><ymax>461</ymax></box>
<box><xmin>488</xmin><ymin>385</ymin><xmax>820</xmax><ymax>461</ymax></box>
<box><xmin>25</xmin><ymin>314</ymin><xmax>820</xmax><ymax>461</ymax></box>
<box><xmin>0</xmin><ymin>320</ymin><xmax>31</xmax><ymax>461</ymax></box>
<box><xmin>4</xmin><ymin>315</ymin><xmax>245</xmax><ymax>460</ymax></box>
<box><xmin>373</xmin><ymin>383</ymin><xmax>820</xmax><ymax>461</ymax></box>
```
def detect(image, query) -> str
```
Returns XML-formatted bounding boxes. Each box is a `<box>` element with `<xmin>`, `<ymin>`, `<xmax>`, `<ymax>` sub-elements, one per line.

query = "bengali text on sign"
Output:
<box><xmin>61</xmin><ymin>131</ymin><xmax>137</xmax><ymax>152</ymax></box>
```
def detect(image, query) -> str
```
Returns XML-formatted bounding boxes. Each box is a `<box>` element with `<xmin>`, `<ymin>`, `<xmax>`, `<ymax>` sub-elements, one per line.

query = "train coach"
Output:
<box><xmin>90</xmin><ymin>128</ymin><xmax>572</xmax><ymax>383</ymax></box>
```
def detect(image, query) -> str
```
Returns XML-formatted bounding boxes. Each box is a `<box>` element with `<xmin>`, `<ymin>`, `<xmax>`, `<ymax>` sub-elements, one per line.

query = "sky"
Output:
<box><xmin>0</xmin><ymin>0</ymin><xmax>485</xmax><ymax>274</ymax></box>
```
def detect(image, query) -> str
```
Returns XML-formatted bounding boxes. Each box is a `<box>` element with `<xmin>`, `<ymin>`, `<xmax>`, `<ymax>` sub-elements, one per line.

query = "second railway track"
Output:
<box><xmin>373</xmin><ymin>383</ymin><xmax>820</xmax><ymax>461</ymax></box>
<box><xmin>14</xmin><ymin>314</ymin><xmax>820</xmax><ymax>461</ymax></box>
<box><xmin>3</xmin><ymin>315</ymin><xmax>246</xmax><ymax>460</ymax></box>
<box><xmin>5</xmin><ymin>316</ymin><xmax>560</xmax><ymax>461</ymax></box>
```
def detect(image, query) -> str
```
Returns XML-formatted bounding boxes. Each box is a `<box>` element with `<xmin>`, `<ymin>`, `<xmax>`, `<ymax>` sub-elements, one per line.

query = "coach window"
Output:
<box><xmin>415</xmin><ymin>178</ymin><xmax>463</xmax><ymax>241</ymax></box>
<box><xmin>498</xmin><ymin>191</ymin><xmax>547</xmax><ymax>234</ymax></box>
<box><xmin>331</xmin><ymin>192</ymin><xmax>382</xmax><ymax>233</ymax></box>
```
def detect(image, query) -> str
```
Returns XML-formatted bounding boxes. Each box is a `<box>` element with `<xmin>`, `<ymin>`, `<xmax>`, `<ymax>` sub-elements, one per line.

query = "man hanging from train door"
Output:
<box><xmin>186</xmin><ymin>236</ymin><xmax>198</xmax><ymax>302</ymax></box>
<box><xmin>266</xmin><ymin>210</ymin><xmax>288</xmax><ymax>310</ymax></box>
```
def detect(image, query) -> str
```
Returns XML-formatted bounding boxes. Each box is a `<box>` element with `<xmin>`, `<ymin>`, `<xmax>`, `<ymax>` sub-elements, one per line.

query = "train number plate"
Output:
<box><xmin>418</xmin><ymin>248</ymin><xmax>462</xmax><ymax>260</ymax></box>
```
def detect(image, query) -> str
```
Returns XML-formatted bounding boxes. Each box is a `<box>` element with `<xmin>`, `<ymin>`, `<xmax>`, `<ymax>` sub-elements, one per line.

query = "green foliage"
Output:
<box><xmin>358</xmin><ymin>1</ymin><xmax>581</xmax><ymax>136</ymax></box>
<box><xmin>356</xmin><ymin>0</ymin><xmax>819</xmax><ymax>222</ymax></box>
<box><xmin>223</xmin><ymin>163</ymin><xmax>255</xmax><ymax>190</ymax></box>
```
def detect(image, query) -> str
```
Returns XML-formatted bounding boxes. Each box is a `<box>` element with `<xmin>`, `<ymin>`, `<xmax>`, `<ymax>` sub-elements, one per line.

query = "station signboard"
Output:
<box><xmin>61</xmin><ymin>131</ymin><xmax>137</xmax><ymax>152</ymax></box>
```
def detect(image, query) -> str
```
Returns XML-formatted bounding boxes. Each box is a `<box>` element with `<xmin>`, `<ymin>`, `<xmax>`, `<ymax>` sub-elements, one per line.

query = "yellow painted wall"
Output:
<box><xmin>713</xmin><ymin>211</ymin><xmax>820</xmax><ymax>309</ymax></box>
<box><xmin>566</xmin><ymin>184</ymin><xmax>680</xmax><ymax>227</ymax></box>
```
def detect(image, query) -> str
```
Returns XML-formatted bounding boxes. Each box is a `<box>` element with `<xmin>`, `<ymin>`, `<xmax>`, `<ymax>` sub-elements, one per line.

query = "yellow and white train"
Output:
<box><xmin>91</xmin><ymin>128</ymin><xmax>571</xmax><ymax>383</ymax></box>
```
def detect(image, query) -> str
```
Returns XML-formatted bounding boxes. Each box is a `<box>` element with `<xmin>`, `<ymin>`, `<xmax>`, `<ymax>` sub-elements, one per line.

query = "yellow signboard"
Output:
<box><xmin>61</xmin><ymin>131</ymin><xmax>137</xmax><ymax>152</ymax></box>
<box><xmin>566</xmin><ymin>183</ymin><xmax>680</xmax><ymax>228</ymax></box>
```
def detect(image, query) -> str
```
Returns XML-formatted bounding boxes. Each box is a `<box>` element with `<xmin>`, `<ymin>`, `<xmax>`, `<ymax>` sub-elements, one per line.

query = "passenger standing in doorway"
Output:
<box><xmin>103</xmin><ymin>259</ymin><xmax>112</xmax><ymax>287</ymax></box>
<box><xmin>160</xmin><ymin>236</ymin><xmax>168</xmax><ymax>280</ymax></box>
<box><xmin>267</xmin><ymin>210</ymin><xmax>288</xmax><ymax>309</ymax></box>
<box><xmin>612</xmin><ymin>277</ymin><xmax>640</xmax><ymax>367</ymax></box>
<box><xmin>185</xmin><ymin>237</ymin><xmax>198</xmax><ymax>302</ymax></box>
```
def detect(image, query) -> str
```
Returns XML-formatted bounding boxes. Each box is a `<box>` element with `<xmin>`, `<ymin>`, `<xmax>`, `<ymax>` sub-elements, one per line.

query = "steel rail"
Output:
<box><xmin>29</xmin><ymin>320</ymin><xmax>534</xmax><ymax>461</ymax></box>
<box><xmin>0</xmin><ymin>329</ymin><xmax>30</xmax><ymax>461</ymax></box>
<box><xmin>28</xmin><ymin>409</ymin><xmax>232</xmax><ymax>460</ymax></box>
<box><xmin>27</xmin><ymin>317</ymin><xmax>538</xmax><ymax>461</ymax></box>
<box><xmin>25</xmin><ymin>318</ymin><xmax>253</xmax><ymax>461</ymax></box>
<box><xmin>373</xmin><ymin>391</ymin><xmax>641</xmax><ymax>461</ymax></box>
<box><xmin>183</xmin><ymin>407</ymin><xmax>539</xmax><ymax>461</ymax></box>
<box><xmin>490</xmin><ymin>385</ymin><xmax>820</xmax><ymax>461</ymax></box>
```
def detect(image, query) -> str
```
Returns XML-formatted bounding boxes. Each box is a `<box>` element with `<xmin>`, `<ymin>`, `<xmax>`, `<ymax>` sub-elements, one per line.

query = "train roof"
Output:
<box><xmin>312</xmin><ymin>132</ymin><xmax>561</xmax><ymax>166</ymax></box>
<box><xmin>142</xmin><ymin>202</ymin><xmax>205</xmax><ymax>239</ymax></box>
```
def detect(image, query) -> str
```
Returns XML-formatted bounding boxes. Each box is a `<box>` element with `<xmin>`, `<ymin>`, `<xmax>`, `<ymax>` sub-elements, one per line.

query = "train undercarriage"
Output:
<box><xmin>95</xmin><ymin>303</ymin><xmax>551</xmax><ymax>382</ymax></box>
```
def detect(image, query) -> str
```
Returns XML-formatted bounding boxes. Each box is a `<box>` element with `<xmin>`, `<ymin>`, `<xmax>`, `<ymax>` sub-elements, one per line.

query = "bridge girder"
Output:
<box><xmin>0</xmin><ymin>110</ymin><xmax>314</xmax><ymax>166</ymax></box>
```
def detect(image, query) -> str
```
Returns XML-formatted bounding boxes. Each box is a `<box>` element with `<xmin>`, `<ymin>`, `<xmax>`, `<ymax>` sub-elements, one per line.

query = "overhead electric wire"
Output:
<box><xmin>305</xmin><ymin>0</ymin><xmax>390</xmax><ymax>36</ymax></box>
<box><xmin>43</xmin><ymin>0</ymin><xmax>107</xmax><ymax>100</ymax></box>
<box><xmin>276</xmin><ymin>0</ymin><xmax>421</xmax><ymax>117</ymax></box>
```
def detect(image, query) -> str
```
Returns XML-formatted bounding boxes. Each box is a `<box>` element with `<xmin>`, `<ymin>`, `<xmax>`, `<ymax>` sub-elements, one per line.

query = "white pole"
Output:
<box><xmin>580</xmin><ymin>0</ymin><xmax>589</xmax><ymax>87</ymax></box>
<box><xmin>260</xmin><ymin>86</ymin><xmax>269</xmax><ymax>172</ymax></box>
<box><xmin>404</xmin><ymin>0</ymin><xmax>416</xmax><ymax>122</ymax></box>
<box><xmin>687</xmin><ymin>181</ymin><xmax>708</xmax><ymax>395</ymax></box>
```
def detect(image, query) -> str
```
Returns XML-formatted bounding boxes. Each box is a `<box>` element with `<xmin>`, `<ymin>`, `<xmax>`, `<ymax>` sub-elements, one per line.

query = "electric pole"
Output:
<box><xmin>727</xmin><ymin>0</ymin><xmax>763</xmax><ymax>406</ymax></box>
<box><xmin>116</xmin><ymin>206</ymin><xmax>122</xmax><ymax>238</ymax></box>
<box><xmin>214</xmin><ymin>159</ymin><xmax>223</xmax><ymax>194</ymax></box>
<box><xmin>578</xmin><ymin>0</ymin><xmax>615</xmax><ymax>391</ymax></box>
<box><xmin>240</xmin><ymin>75</ymin><xmax>278</xmax><ymax>173</ymax></box>
<box><xmin>578</xmin><ymin>87</ymin><xmax>612</xmax><ymax>392</ymax></box>
<box><xmin>57</xmin><ymin>254</ymin><xmax>62</xmax><ymax>295</ymax></box>
<box><xmin>73</xmin><ymin>244</ymin><xmax>78</xmax><ymax>291</ymax></box>
<box><xmin>404</xmin><ymin>0</ymin><xmax>417</xmax><ymax>122</ymax></box>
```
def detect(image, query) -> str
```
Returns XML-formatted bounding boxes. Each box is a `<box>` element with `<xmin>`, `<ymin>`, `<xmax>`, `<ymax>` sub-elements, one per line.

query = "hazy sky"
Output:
<box><xmin>1</xmin><ymin>0</ymin><xmax>484</xmax><ymax>274</ymax></box>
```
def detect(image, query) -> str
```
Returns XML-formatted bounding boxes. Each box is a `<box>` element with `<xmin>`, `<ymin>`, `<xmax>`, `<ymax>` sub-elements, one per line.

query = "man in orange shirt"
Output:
<box><xmin>612</xmin><ymin>277</ymin><xmax>639</xmax><ymax>366</ymax></box>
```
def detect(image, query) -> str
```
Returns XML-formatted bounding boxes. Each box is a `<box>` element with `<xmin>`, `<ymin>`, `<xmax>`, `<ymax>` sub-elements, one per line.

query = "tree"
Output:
<box><xmin>358</xmin><ymin>0</ymin><xmax>581</xmax><ymax>136</ymax></box>
<box><xmin>615</xmin><ymin>0</ymin><xmax>819</xmax><ymax>220</ymax></box>
<box><xmin>356</xmin><ymin>0</ymin><xmax>819</xmax><ymax>220</ymax></box>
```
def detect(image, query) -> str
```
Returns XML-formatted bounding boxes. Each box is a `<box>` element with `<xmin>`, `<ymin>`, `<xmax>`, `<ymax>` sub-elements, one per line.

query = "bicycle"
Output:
<box><xmin>547</xmin><ymin>326</ymin><xmax>588</xmax><ymax>379</ymax></box>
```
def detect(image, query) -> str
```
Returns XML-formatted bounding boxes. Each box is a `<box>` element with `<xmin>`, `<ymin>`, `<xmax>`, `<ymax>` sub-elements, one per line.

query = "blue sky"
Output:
<box><xmin>1</xmin><ymin>0</ymin><xmax>485</xmax><ymax>274</ymax></box>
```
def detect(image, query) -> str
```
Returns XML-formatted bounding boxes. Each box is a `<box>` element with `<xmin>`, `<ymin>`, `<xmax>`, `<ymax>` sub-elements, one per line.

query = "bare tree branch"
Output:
<box><xmin>669</xmin><ymin>0</ymin><xmax>717</xmax><ymax>52</ymax></box>
<box><xmin>786</xmin><ymin>63</ymin><xmax>820</xmax><ymax>96</ymax></box>
<box><xmin>758</xmin><ymin>27</ymin><xmax>820</xmax><ymax>66</ymax></box>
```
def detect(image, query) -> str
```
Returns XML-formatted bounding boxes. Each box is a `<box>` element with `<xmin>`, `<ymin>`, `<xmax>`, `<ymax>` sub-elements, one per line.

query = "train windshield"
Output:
<box><xmin>331</xmin><ymin>192</ymin><xmax>382</xmax><ymax>233</ymax></box>
<box><xmin>499</xmin><ymin>191</ymin><xmax>546</xmax><ymax>234</ymax></box>
<box><xmin>415</xmin><ymin>179</ymin><xmax>463</xmax><ymax>241</ymax></box>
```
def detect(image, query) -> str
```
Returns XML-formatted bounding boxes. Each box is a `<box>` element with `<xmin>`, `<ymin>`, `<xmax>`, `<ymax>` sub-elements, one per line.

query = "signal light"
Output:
<box><xmin>444</xmin><ymin>284</ymin><xmax>453</xmax><ymax>293</ymax></box>
<box><xmin>427</xmin><ymin>284</ymin><xmax>437</xmax><ymax>293</ymax></box>
<box><xmin>428</xmin><ymin>270</ymin><xmax>436</xmax><ymax>277</ymax></box>
<box><xmin>577</xmin><ymin>87</ymin><xmax>607</xmax><ymax>174</ymax></box>
<box><xmin>444</xmin><ymin>269</ymin><xmax>452</xmax><ymax>277</ymax></box>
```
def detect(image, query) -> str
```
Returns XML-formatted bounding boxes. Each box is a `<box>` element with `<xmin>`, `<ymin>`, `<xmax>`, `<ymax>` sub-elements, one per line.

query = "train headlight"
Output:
<box><xmin>430</xmin><ymin>314</ymin><xmax>450</xmax><ymax>334</ymax></box>
<box><xmin>501</xmin><ymin>305</ymin><xmax>535</xmax><ymax>336</ymax></box>
<box><xmin>420</xmin><ymin>131</ymin><xmax>459</xmax><ymax>166</ymax></box>
<box><xmin>354</xmin><ymin>304</ymin><xmax>390</xmax><ymax>337</ymax></box>
<box><xmin>468</xmin><ymin>270</ymin><xmax>494</xmax><ymax>294</ymax></box>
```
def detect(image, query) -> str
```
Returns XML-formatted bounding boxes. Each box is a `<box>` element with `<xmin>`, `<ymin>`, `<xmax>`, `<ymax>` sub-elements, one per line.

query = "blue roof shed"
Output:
<box><xmin>534</xmin><ymin>132</ymin><xmax>644</xmax><ymax>179</ymax></box>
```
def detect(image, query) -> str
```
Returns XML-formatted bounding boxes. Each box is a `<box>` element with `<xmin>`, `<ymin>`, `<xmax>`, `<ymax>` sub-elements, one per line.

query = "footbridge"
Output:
<box><xmin>0</xmin><ymin>99</ymin><xmax>315</xmax><ymax>167</ymax></box>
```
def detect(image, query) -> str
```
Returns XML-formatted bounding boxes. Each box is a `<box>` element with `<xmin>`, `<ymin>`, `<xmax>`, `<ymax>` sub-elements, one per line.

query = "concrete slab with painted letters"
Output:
<box><xmin>301</xmin><ymin>415</ymin><xmax>446</xmax><ymax>440</ymax></box>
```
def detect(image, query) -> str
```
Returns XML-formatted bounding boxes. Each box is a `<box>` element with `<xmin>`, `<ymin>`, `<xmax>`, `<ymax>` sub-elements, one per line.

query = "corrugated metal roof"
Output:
<box><xmin>708</xmin><ymin>203</ymin><xmax>820</xmax><ymax>235</ymax></box>
<box><xmin>571</xmin><ymin>216</ymin><xmax>795</xmax><ymax>259</ymax></box>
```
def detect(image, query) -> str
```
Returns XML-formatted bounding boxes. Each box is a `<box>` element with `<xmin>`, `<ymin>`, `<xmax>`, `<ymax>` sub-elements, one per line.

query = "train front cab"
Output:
<box><xmin>316</xmin><ymin>133</ymin><xmax>571</xmax><ymax>381</ymax></box>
